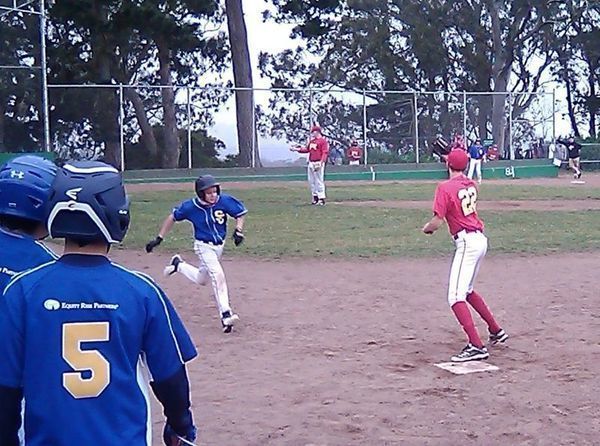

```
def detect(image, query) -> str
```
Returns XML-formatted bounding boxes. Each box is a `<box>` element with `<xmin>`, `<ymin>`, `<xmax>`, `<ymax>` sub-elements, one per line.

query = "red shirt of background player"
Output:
<box><xmin>296</xmin><ymin>126</ymin><xmax>329</xmax><ymax>162</ymax></box>
<box><xmin>346</xmin><ymin>142</ymin><xmax>363</xmax><ymax>162</ymax></box>
<box><xmin>433</xmin><ymin>154</ymin><xmax>484</xmax><ymax>236</ymax></box>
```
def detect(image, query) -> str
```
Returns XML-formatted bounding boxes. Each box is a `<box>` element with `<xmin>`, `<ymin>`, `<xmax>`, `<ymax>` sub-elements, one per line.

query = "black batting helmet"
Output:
<box><xmin>195</xmin><ymin>175</ymin><xmax>220</xmax><ymax>199</ymax></box>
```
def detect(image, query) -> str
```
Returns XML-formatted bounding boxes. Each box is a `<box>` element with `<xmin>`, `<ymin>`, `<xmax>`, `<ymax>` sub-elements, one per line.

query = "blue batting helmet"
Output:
<box><xmin>195</xmin><ymin>175</ymin><xmax>220</xmax><ymax>198</ymax></box>
<box><xmin>0</xmin><ymin>155</ymin><xmax>58</xmax><ymax>223</ymax></box>
<box><xmin>47</xmin><ymin>161</ymin><xmax>130</xmax><ymax>244</ymax></box>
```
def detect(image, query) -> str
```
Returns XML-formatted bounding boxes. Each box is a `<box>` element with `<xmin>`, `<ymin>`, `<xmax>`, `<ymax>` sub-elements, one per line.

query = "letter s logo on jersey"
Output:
<box><xmin>44</xmin><ymin>299</ymin><xmax>61</xmax><ymax>311</ymax></box>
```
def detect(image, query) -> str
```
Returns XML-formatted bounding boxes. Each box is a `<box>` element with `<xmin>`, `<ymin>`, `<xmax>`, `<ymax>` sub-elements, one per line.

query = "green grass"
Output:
<box><xmin>122</xmin><ymin>183</ymin><xmax>600</xmax><ymax>258</ymax></box>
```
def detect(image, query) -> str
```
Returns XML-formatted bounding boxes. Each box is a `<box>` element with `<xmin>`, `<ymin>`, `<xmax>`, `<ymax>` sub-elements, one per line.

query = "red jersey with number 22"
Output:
<box><xmin>433</xmin><ymin>174</ymin><xmax>484</xmax><ymax>236</ymax></box>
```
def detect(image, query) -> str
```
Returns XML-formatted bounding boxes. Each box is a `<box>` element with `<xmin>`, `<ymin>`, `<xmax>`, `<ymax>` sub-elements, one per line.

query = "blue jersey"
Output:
<box><xmin>0</xmin><ymin>254</ymin><xmax>197</xmax><ymax>446</ymax></box>
<box><xmin>0</xmin><ymin>227</ymin><xmax>56</xmax><ymax>290</ymax></box>
<box><xmin>468</xmin><ymin>144</ymin><xmax>486</xmax><ymax>160</ymax></box>
<box><xmin>173</xmin><ymin>193</ymin><xmax>248</xmax><ymax>244</ymax></box>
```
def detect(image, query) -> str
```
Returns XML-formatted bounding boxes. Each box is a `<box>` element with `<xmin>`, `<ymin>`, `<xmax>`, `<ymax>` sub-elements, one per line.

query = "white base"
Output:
<box><xmin>571</xmin><ymin>180</ymin><xmax>586</xmax><ymax>184</ymax></box>
<box><xmin>434</xmin><ymin>361</ymin><xmax>499</xmax><ymax>375</ymax></box>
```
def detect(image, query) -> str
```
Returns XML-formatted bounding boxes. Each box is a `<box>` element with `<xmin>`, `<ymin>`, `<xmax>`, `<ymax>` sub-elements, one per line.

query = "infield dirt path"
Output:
<box><xmin>105</xmin><ymin>248</ymin><xmax>600</xmax><ymax>445</ymax></box>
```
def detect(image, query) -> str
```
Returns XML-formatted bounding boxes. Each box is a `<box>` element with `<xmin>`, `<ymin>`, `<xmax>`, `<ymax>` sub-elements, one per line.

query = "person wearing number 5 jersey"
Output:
<box><xmin>422</xmin><ymin>149</ymin><xmax>508</xmax><ymax>363</ymax></box>
<box><xmin>0</xmin><ymin>161</ymin><xmax>197</xmax><ymax>446</ymax></box>
<box><xmin>145</xmin><ymin>175</ymin><xmax>247</xmax><ymax>333</ymax></box>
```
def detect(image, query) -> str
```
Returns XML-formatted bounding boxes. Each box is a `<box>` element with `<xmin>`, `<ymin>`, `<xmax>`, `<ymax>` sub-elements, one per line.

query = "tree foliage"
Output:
<box><xmin>262</xmin><ymin>0</ymin><xmax>565</xmax><ymax>159</ymax></box>
<box><xmin>1</xmin><ymin>0</ymin><xmax>232</xmax><ymax>169</ymax></box>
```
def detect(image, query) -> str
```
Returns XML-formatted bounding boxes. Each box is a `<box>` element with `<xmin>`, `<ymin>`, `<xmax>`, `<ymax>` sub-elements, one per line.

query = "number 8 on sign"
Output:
<box><xmin>458</xmin><ymin>186</ymin><xmax>477</xmax><ymax>216</ymax></box>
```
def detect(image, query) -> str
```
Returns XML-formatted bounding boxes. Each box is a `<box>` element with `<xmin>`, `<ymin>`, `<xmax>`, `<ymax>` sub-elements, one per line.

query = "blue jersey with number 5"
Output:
<box><xmin>0</xmin><ymin>254</ymin><xmax>197</xmax><ymax>446</ymax></box>
<box><xmin>173</xmin><ymin>194</ymin><xmax>247</xmax><ymax>244</ymax></box>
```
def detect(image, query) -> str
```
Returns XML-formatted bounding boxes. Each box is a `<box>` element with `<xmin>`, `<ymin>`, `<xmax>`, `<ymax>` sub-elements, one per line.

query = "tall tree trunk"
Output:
<box><xmin>124</xmin><ymin>87</ymin><xmax>159</xmax><ymax>160</ymax></box>
<box><xmin>156</xmin><ymin>36</ymin><xmax>181</xmax><ymax>168</ymax></box>
<box><xmin>488</xmin><ymin>1</ymin><xmax>510</xmax><ymax>158</ymax></box>
<box><xmin>588</xmin><ymin>72</ymin><xmax>597</xmax><ymax>138</ymax></box>
<box><xmin>225</xmin><ymin>0</ymin><xmax>260</xmax><ymax>167</ymax></box>
<box><xmin>564</xmin><ymin>73</ymin><xmax>581</xmax><ymax>138</ymax></box>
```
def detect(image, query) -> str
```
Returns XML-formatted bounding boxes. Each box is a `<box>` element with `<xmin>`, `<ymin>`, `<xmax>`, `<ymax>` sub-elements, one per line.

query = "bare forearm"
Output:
<box><xmin>422</xmin><ymin>215</ymin><xmax>444</xmax><ymax>234</ymax></box>
<box><xmin>235</xmin><ymin>215</ymin><xmax>245</xmax><ymax>231</ymax></box>
<box><xmin>158</xmin><ymin>215</ymin><xmax>176</xmax><ymax>238</ymax></box>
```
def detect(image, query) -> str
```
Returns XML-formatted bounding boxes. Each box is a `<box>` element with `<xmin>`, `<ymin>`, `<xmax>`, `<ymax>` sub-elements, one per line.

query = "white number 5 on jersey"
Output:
<box><xmin>458</xmin><ymin>186</ymin><xmax>478</xmax><ymax>216</ymax></box>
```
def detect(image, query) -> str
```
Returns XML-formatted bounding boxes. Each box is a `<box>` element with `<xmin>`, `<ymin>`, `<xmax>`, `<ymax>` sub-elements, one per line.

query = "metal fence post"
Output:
<box><xmin>251</xmin><ymin>90</ymin><xmax>256</xmax><ymax>168</ymax></box>
<box><xmin>118</xmin><ymin>85</ymin><xmax>125</xmax><ymax>171</ymax></box>
<box><xmin>308</xmin><ymin>87</ymin><xmax>313</xmax><ymax>128</ymax></box>
<box><xmin>463</xmin><ymin>92</ymin><xmax>468</xmax><ymax>138</ymax></box>
<box><xmin>187</xmin><ymin>87</ymin><xmax>192</xmax><ymax>169</ymax></box>
<box><xmin>509</xmin><ymin>92</ymin><xmax>514</xmax><ymax>159</ymax></box>
<box><xmin>40</xmin><ymin>0</ymin><xmax>50</xmax><ymax>152</ymax></box>
<box><xmin>552</xmin><ymin>89</ymin><xmax>556</xmax><ymax>146</ymax></box>
<box><xmin>414</xmin><ymin>92</ymin><xmax>419</xmax><ymax>163</ymax></box>
<box><xmin>363</xmin><ymin>90</ymin><xmax>368</xmax><ymax>165</ymax></box>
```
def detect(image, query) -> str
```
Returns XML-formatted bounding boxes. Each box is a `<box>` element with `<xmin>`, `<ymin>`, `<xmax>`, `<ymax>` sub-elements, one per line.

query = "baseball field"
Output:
<box><xmin>115</xmin><ymin>173</ymin><xmax>600</xmax><ymax>445</ymax></box>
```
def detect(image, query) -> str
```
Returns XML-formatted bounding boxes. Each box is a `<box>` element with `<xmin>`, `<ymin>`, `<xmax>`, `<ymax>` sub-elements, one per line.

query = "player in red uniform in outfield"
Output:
<box><xmin>422</xmin><ymin>149</ymin><xmax>508</xmax><ymax>362</ymax></box>
<box><xmin>290</xmin><ymin>125</ymin><xmax>330</xmax><ymax>205</ymax></box>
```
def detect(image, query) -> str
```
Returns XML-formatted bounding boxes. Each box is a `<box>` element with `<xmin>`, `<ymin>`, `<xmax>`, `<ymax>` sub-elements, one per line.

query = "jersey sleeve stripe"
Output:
<box><xmin>2</xmin><ymin>260</ymin><xmax>56</xmax><ymax>295</ymax></box>
<box><xmin>233</xmin><ymin>209</ymin><xmax>248</xmax><ymax>218</ymax></box>
<box><xmin>111</xmin><ymin>264</ymin><xmax>186</xmax><ymax>365</ymax></box>
<box><xmin>34</xmin><ymin>241</ymin><xmax>59</xmax><ymax>259</ymax></box>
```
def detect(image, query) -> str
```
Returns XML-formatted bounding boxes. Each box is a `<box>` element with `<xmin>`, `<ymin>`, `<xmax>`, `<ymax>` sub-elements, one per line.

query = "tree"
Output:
<box><xmin>225</xmin><ymin>0</ymin><xmax>261</xmax><ymax>167</ymax></box>
<box><xmin>262</xmin><ymin>0</ymin><xmax>560</xmax><ymax>159</ymax></box>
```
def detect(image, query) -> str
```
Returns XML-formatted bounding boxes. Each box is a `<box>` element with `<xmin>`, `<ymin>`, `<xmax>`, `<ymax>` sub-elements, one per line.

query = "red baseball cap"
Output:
<box><xmin>311</xmin><ymin>125</ymin><xmax>321</xmax><ymax>133</ymax></box>
<box><xmin>447</xmin><ymin>149</ymin><xmax>469</xmax><ymax>171</ymax></box>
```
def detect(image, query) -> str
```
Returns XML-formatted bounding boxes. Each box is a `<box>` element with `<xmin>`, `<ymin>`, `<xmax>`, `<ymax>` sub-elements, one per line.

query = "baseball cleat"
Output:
<box><xmin>221</xmin><ymin>311</ymin><xmax>239</xmax><ymax>333</ymax></box>
<box><xmin>311</xmin><ymin>195</ymin><xmax>318</xmax><ymax>205</ymax></box>
<box><xmin>489</xmin><ymin>328</ymin><xmax>508</xmax><ymax>345</ymax></box>
<box><xmin>450</xmin><ymin>344</ymin><xmax>489</xmax><ymax>362</ymax></box>
<box><xmin>163</xmin><ymin>254</ymin><xmax>182</xmax><ymax>276</ymax></box>
<box><xmin>316</xmin><ymin>199</ymin><xmax>326</xmax><ymax>206</ymax></box>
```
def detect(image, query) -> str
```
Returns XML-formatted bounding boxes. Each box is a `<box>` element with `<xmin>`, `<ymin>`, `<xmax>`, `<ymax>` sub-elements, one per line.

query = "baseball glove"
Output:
<box><xmin>432</xmin><ymin>136</ymin><xmax>450</xmax><ymax>159</ymax></box>
<box><xmin>233</xmin><ymin>228</ymin><xmax>244</xmax><ymax>246</ymax></box>
<box><xmin>145</xmin><ymin>236</ymin><xmax>163</xmax><ymax>253</ymax></box>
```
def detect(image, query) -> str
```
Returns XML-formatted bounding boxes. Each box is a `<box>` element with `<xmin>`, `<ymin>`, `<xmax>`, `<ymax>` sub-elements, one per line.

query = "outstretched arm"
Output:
<box><xmin>422</xmin><ymin>215</ymin><xmax>445</xmax><ymax>234</ymax></box>
<box><xmin>146</xmin><ymin>214</ymin><xmax>176</xmax><ymax>253</ymax></box>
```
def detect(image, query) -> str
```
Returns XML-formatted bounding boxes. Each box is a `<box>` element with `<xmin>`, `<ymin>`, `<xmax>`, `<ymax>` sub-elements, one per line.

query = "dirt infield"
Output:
<box><xmin>108</xmin><ymin>248</ymin><xmax>600</xmax><ymax>445</ymax></box>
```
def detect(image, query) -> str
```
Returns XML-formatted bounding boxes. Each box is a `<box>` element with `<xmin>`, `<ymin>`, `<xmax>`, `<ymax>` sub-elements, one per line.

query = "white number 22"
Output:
<box><xmin>458</xmin><ymin>186</ymin><xmax>478</xmax><ymax>216</ymax></box>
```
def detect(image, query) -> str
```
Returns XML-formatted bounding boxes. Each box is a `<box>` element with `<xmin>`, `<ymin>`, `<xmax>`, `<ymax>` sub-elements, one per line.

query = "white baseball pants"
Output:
<box><xmin>177</xmin><ymin>240</ymin><xmax>232</xmax><ymax>316</ymax></box>
<box><xmin>307</xmin><ymin>161</ymin><xmax>326</xmax><ymax>199</ymax></box>
<box><xmin>447</xmin><ymin>231</ymin><xmax>488</xmax><ymax>307</ymax></box>
<box><xmin>467</xmin><ymin>159</ymin><xmax>482</xmax><ymax>182</ymax></box>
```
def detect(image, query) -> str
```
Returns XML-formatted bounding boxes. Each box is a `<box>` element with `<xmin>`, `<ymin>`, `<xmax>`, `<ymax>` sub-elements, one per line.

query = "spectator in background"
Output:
<box><xmin>346</xmin><ymin>140</ymin><xmax>363</xmax><ymax>165</ymax></box>
<box><xmin>329</xmin><ymin>146</ymin><xmax>344</xmax><ymax>166</ymax></box>
<box><xmin>557</xmin><ymin>136</ymin><xmax>582</xmax><ymax>179</ymax></box>
<box><xmin>467</xmin><ymin>138</ymin><xmax>486</xmax><ymax>184</ymax></box>
<box><xmin>486</xmin><ymin>144</ymin><xmax>499</xmax><ymax>161</ymax></box>
<box><xmin>450</xmin><ymin>133</ymin><xmax>467</xmax><ymax>151</ymax></box>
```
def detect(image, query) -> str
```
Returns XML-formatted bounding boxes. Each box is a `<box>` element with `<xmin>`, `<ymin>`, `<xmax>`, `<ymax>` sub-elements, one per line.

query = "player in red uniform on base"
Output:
<box><xmin>290</xmin><ymin>125</ymin><xmax>330</xmax><ymax>205</ymax></box>
<box><xmin>422</xmin><ymin>149</ymin><xmax>508</xmax><ymax>362</ymax></box>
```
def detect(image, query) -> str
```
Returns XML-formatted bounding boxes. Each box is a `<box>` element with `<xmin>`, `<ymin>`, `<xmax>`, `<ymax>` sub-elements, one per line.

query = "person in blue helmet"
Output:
<box><xmin>0</xmin><ymin>155</ymin><xmax>58</xmax><ymax>290</ymax></box>
<box><xmin>0</xmin><ymin>161</ymin><xmax>198</xmax><ymax>446</ymax></box>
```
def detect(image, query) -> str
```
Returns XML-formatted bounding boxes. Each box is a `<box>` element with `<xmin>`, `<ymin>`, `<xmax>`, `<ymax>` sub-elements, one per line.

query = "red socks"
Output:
<box><xmin>467</xmin><ymin>291</ymin><xmax>501</xmax><ymax>334</ymax></box>
<box><xmin>451</xmin><ymin>302</ymin><xmax>484</xmax><ymax>348</ymax></box>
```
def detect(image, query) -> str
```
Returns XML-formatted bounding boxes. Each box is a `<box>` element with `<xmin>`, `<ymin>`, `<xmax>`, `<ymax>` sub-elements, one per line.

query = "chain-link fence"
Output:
<box><xmin>5</xmin><ymin>83</ymin><xmax>558</xmax><ymax>170</ymax></box>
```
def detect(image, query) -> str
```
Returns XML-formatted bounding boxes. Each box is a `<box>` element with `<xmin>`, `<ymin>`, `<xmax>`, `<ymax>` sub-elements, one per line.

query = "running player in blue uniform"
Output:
<box><xmin>0</xmin><ymin>161</ymin><xmax>197</xmax><ymax>446</ymax></box>
<box><xmin>146</xmin><ymin>175</ymin><xmax>247</xmax><ymax>333</ymax></box>
<box><xmin>0</xmin><ymin>155</ymin><xmax>58</xmax><ymax>290</ymax></box>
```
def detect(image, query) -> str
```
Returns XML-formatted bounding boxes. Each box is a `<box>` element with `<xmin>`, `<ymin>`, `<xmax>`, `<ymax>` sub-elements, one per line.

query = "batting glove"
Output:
<box><xmin>163</xmin><ymin>423</ymin><xmax>197</xmax><ymax>446</ymax></box>
<box><xmin>145</xmin><ymin>236</ymin><xmax>163</xmax><ymax>253</ymax></box>
<box><xmin>233</xmin><ymin>228</ymin><xmax>244</xmax><ymax>246</ymax></box>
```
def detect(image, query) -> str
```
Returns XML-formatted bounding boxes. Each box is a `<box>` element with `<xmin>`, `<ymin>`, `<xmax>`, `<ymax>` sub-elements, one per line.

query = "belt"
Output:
<box><xmin>196</xmin><ymin>240</ymin><xmax>223</xmax><ymax>246</ymax></box>
<box><xmin>453</xmin><ymin>229</ymin><xmax>482</xmax><ymax>240</ymax></box>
